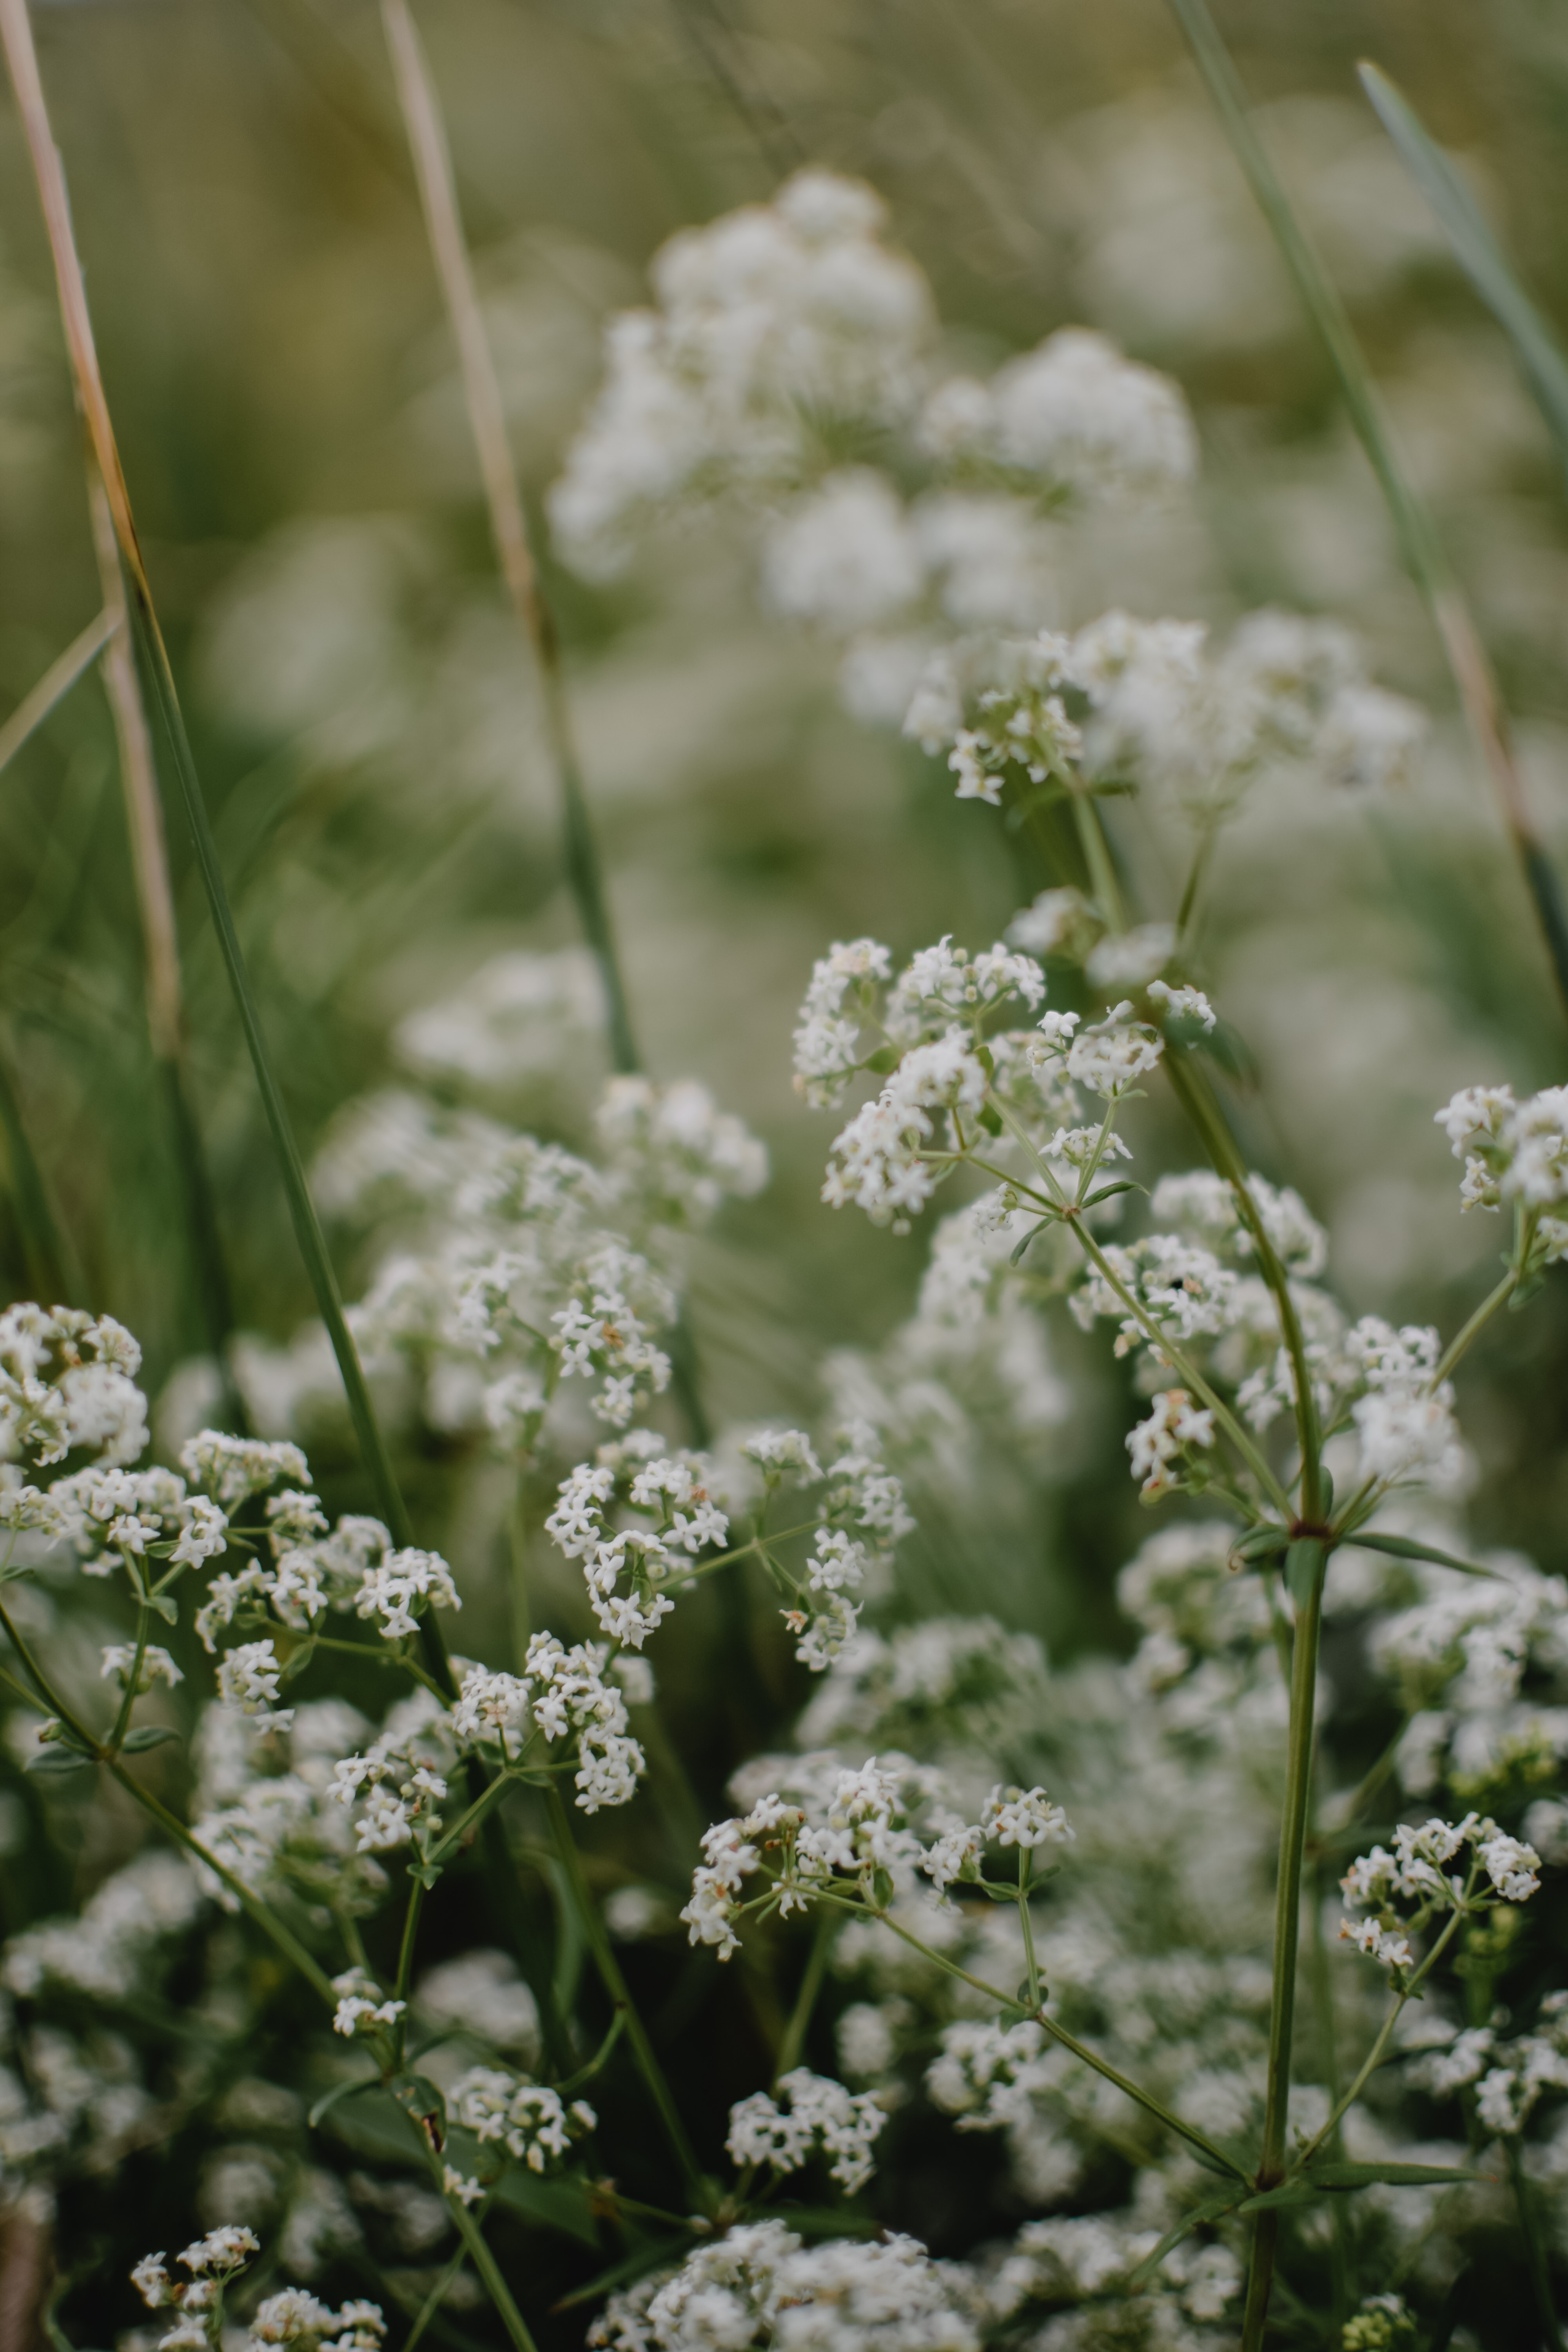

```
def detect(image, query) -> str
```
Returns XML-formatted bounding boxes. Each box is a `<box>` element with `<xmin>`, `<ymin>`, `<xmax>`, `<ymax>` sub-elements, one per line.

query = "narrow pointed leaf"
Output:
<box><xmin>1344</xmin><ymin>1532</ymin><xmax>1498</xmax><ymax>1580</ymax></box>
<box><xmin>1128</xmin><ymin>2187</ymin><xmax>1243</xmax><ymax>2290</ymax></box>
<box><xmin>120</xmin><ymin>1724</ymin><xmax>181</xmax><ymax>1754</ymax></box>
<box><xmin>1359</xmin><ymin>65</ymin><xmax>1568</xmax><ymax>491</ymax></box>
<box><xmin>1010</xmin><ymin>1218</ymin><xmax>1054</xmax><ymax>1267</ymax></box>
<box><xmin>308</xmin><ymin>2073</ymin><xmax>378</xmax><ymax>2130</ymax></box>
<box><xmin>1304</xmin><ymin>2158</ymin><xmax>1485</xmax><ymax>2189</ymax></box>
<box><xmin>1083</xmin><ymin>1180</ymin><xmax>1144</xmax><ymax>1208</ymax></box>
<box><xmin>25</xmin><ymin>1746</ymin><xmax>93</xmax><ymax>1774</ymax></box>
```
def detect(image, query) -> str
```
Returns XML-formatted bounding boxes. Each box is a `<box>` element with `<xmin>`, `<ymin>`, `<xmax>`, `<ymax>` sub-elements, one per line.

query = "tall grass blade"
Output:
<box><xmin>1359</xmin><ymin>64</ymin><xmax>1568</xmax><ymax>492</ymax></box>
<box><xmin>0</xmin><ymin>0</ymin><xmax>429</xmax><ymax>1607</ymax></box>
<box><xmin>87</xmin><ymin>474</ymin><xmax>248</xmax><ymax>1425</ymax></box>
<box><xmin>0</xmin><ymin>1037</ymin><xmax>80</xmax><ymax>1305</ymax></box>
<box><xmin>379</xmin><ymin>0</ymin><xmax>641</xmax><ymax>1078</ymax></box>
<box><xmin>0</xmin><ymin>608</ymin><xmax>116</xmax><ymax>778</ymax></box>
<box><xmin>1165</xmin><ymin>0</ymin><xmax>1568</xmax><ymax>1022</ymax></box>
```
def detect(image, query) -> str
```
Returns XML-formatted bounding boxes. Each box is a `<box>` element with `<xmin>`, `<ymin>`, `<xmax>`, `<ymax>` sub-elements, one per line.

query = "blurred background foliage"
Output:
<box><xmin>7</xmin><ymin>0</ymin><xmax>1568</xmax><ymax>2330</ymax></box>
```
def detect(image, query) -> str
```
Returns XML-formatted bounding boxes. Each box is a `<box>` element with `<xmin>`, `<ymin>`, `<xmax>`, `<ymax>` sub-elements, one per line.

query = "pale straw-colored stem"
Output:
<box><xmin>0</xmin><ymin>605</ymin><xmax>116</xmax><ymax>779</ymax></box>
<box><xmin>380</xmin><ymin>0</ymin><xmax>639</xmax><ymax>1075</ymax></box>
<box><xmin>87</xmin><ymin>472</ymin><xmax>183</xmax><ymax>1063</ymax></box>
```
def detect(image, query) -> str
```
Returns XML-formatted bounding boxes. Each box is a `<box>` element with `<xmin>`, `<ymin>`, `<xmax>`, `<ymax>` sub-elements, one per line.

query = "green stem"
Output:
<box><xmin>401</xmin><ymin>2242</ymin><xmax>470</xmax><ymax>2352</ymax></box>
<box><xmin>107</xmin><ymin>1763</ymin><xmax>339</xmax><ymax>2008</ymax></box>
<box><xmin>394</xmin><ymin>1877</ymin><xmax>426</xmax><ymax>2010</ymax></box>
<box><xmin>1070</xmin><ymin>787</ymin><xmax>1127</xmax><ymax>932</ymax></box>
<box><xmin>1292</xmin><ymin>1899</ymin><xmax>1468</xmax><ymax>2174</ymax></box>
<box><xmin>1166</xmin><ymin>0</ymin><xmax>1568</xmax><ymax>1019</ymax></box>
<box><xmin>1433</xmin><ymin>1267</ymin><xmax>1519</xmax><ymax>1388</ymax></box>
<box><xmin>0</xmin><ymin>1036</ymin><xmax>81</xmax><ymax>1306</ymax></box>
<box><xmin>556</xmin><ymin>2006</ymin><xmax>627</xmax><ymax>2096</ymax></box>
<box><xmin>446</xmin><ymin>2192</ymin><xmax>540</xmax><ymax>2352</ymax></box>
<box><xmin>1161</xmin><ymin>1049</ymin><xmax>1324</xmax><ymax>1519</ymax></box>
<box><xmin>829</xmin><ymin>1896</ymin><xmax>1249</xmax><ymax>2181</ymax></box>
<box><xmin>1242</xmin><ymin>1537</ymin><xmax>1326</xmax><ymax>2352</ymax></box>
<box><xmin>105</xmin><ymin>1602</ymin><xmax>151</xmax><ymax>1753</ymax></box>
<box><xmin>774</xmin><ymin>1913</ymin><xmax>832</xmax><ymax>2084</ymax></box>
<box><xmin>544</xmin><ymin>1784</ymin><xmax>708</xmax><ymax>2210</ymax></box>
<box><xmin>1506</xmin><ymin>2135</ymin><xmax>1566</xmax><ymax>2352</ymax></box>
<box><xmin>989</xmin><ymin>1094</ymin><xmax>1290</xmax><ymax>1512</ymax></box>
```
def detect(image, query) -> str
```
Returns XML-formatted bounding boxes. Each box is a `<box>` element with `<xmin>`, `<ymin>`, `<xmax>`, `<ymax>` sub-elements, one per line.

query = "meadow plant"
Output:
<box><xmin>3</xmin><ymin>39</ymin><xmax>1568</xmax><ymax>2352</ymax></box>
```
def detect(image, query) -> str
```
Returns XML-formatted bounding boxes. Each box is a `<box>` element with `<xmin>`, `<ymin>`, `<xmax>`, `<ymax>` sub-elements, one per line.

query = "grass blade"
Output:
<box><xmin>1359</xmin><ymin>64</ymin><xmax>1568</xmax><ymax>491</ymax></box>
<box><xmin>0</xmin><ymin>1034</ymin><xmax>82</xmax><ymax>1305</ymax></box>
<box><xmin>0</xmin><ymin>0</ymin><xmax>429</xmax><ymax>1601</ymax></box>
<box><xmin>1165</xmin><ymin>0</ymin><xmax>1568</xmax><ymax>1022</ymax></box>
<box><xmin>380</xmin><ymin>0</ymin><xmax>640</xmax><ymax>1078</ymax></box>
<box><xmin>0</xmin><ymin>608</ymin><xmax>117</xmax><ymax>778</ymax></box>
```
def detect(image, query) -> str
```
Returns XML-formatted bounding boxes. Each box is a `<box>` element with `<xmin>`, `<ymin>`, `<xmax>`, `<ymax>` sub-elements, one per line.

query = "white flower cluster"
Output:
<box><xmin>1339</xmin><ymin>1813</ymin><xmax>1541</xmax><ymax>1973</ymax></box>
<box><xmin>448</xmin><ymin>1632</ymin><xmax>646</xmax><ymax>1812</ymax></box>
<box><xmin>549</xmin><ymin>172</ymin><xmax>935</xmax><ymax>576</ymax></box>
<box><xmin>596</xmin><ymin>1075</ymin><xmax>769</xmax><ymax>1227</ymax></box>
<box><xmin>1116</xmin><ymin>1519</ymin><xmax>1272</xmax><ymax>1693</ymax></box>
<box><xmin>342</xmin><ymin>1113</ymin><xmax>691</xmax><ymax>1445</ymax></box>
<box><xmin>1412</xmin><ymin>1991</ymin><xmax>1568</xmax><ymax>2136</ymax></box>
<box><xmin>2</xmin><ymin>1851</ymin><xmax>202</xmax><ymax>2000</ymax></box>
<box><xmin>329</xmin><ymin>1965</ymin><xmax>405</xmax><ymax>2040</ymax></box>
<box><xmin>325</xmin><ymin>1689</ymin><xmax>455</xmax><ymax>1856</ymax></box>
<box><xmin>545</xmin><ymin>1442</ymin><xmax>730</xmax><ymax>1648</ymax></box>
<box><xmin>0</xmin><ymin>1302</ymin><xmax>147</xmax><ymax>1471</ymax></box>
<box><xmin>1437</xmin><ymin>1081</ymin><xmax>1568</xmax><ymax>1254</ymax></box>
<box><xmin>989</xmin><ymin>2211</ymin><xmax>1241</xmax><ymax>2331</ymax></box>
<box><xmin>447</xmin><ymin>2063</ymin><xmax>596</xmax><ymax>2172</ymax></box>
<box><xmin>1370</xmin><ymin>1553</ymin><xmax>1568</xmax><ymax>1801</ymax></box>
<box><xmin>186</xmin><ymin>1700</ymin><xmax>386</xmax><ymax>1917</ymax></box>
<box><xmin>134</xmin><ymin>2230</ymin><xmax>378</xmax><ymax>2352</ymax></box>
<box><xmin>588</xmin><ymin>2220</ymin><xmax>979</xmax><ymax>2352</ymax></box>
<box><xmin>794</xmin><ymin>1616</ymin><xmax>1050</xmax><ymax>1753</ymax></box>
<box><xmin>681</xmin><ymin>1755</ymin><xmax>1069</xmax><ymax>1960</ymax></box>
<box><xmin>907</xmin><ymin>607</ymin><xmax>1423</xmax><ymax>822</ymax></box>
<box><xmin>726</xmin><ymin>2065</ymin><xmax>887</xmax><ymax>2193</ymax></box>
<box><xmin>798</xmin><ymin>933</ymin><xmax>1161</xmax><ymax>1234</ymax></box>
<box><xmin>196</xmin><ymin>1485</ymin><xmax>460</xmax><ymax>1677</ymax></box>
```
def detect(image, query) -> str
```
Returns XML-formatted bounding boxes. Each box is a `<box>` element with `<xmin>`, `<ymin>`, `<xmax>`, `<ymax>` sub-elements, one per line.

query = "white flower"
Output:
<box><xmin>216</xmin><ymin>1639</ymin><xmax>294</xmax><ymax>1734</ymax></box>
<box><xmin>330</xmin><ymin>1966</ymin><xmax>406</xmax><ymax>2039</ymax></box>
<box><xmin>981</xmin><ymin>1785</ymin><xmax>1074</xmax><ymax>1851</ymax></box>
<box><xmin>1148</xmin><ymin>978</ymin><xmax>1216</xmax><ymax>1031</ymax></box>
<box><xmin>448</xmin><ymin>2064</ymin><xmax>596</xmax><ymax>2172</ymax></box>
<box><xmin>1125</xmin><ymin>1389</ymin><xmax>1215</xmax><ymax>1498</ymax></box>
<box><xmin>100</xmin><ymin>1643</ymin><xmax>183</xmax><ymax>1693</ymax></box>
<box><xmin>726</xmin><ymin>2067</ymin><xmax>887</xmax><ymax>2194</ymax></box>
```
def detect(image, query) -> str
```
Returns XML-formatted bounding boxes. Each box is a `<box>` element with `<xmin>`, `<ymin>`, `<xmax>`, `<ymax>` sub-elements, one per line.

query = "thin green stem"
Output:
<box><xmin>1176</xmin><ymin>819</ymin><xmax>1219</xmax><ymax>947</ymax></box>
<box><xmin>1242</xmin><ymin>1538</ymin><xmax>1327</xmax><ymax>2352</ymax></box>
<box><xmin>446</xmin><ymin>2194</ymin><xmax>541</xmax><ymax>2352</ymax></box>
<box><xmin>544</xmin><ymin>1783</ymin><xmax>709</xmax><ymax>2210</ymax></box>
<box><xmin>394</xmin><ymin>1878</ymin><xmax>427</xmax><ymax>2011</ymax></box>
<box><xmin>826</xmin><ymin>1895</ymin><xmax>1249</xmax><ymax>2180</ymax></box>
<box><xmin>401</xmin><ymin>2243</ymin><xmax>470</xmax><ymax>2352</ymax></box>
<box><xmin>424</xmin><ymin>1768</ymin><xmax>519</xmax><ymax>1869</ymax></box>
<box><xmin>556</xmin><ymin>2006</ymin><xmax>627</xmax><ymax>2096</ymax></box>
<box><xmin>0</xmin><ymin>1037</ymin><xmax>81</xmax><ymax>1306</ymax></box>
<box><xmin>774</xmin><ymin>1914</ymin><xmax>832</xmax><ymax>2084</ymax></box>
<box><xmin>380</xmin><ymin>0</ymin><xmax>638</xmax><ymax>1076</ymax></box>
<box><xmin>1166</xmin><ymin>0</ymin><xmax>1568</xmax><ymax>1018</ymax></box>
<box><xmin>1292</xmin><ymin>1899</ymin><xmax>1468</xmax><ymax>2174</ymax></box>
<box><xmin>989</xmin><ymin>1091</ymin><xmax>1288</xmax><ymax>1508</ymax></box>
<box><xmin>1069</xmin><ymin>788</ymin><xmax>1127</xmax><ymax>932</ymax></box>
<box><xmin>1433</xmin><ymin>1267</ymin><xmax>1519</xmax><ymax>1388</ymax></box>
<box><xmin>109</xmin><ymin>1764</ymin><xmax>339</xmax><ymax>2008</ymax></box>
<box><xmin>1506</xmin><ymin>2136</ymin><xmax>1566</xmax><ymax>2352</ymax></box>
<box><xmin>509</xmin><ymin>1466</ymin><xmax>533</xmax><ymax>1675</ymax></box>
<box><xmin>0</xmin><ymin>605</ymin><xmax>116</xmax><ymax>776</ymax></box>
<box><xmin>1161</xmin><ymin>1049</ymin><xmax>1324</xmax><ymax>1519</ymax></box>
<box><xmin>104</xmin><ymin>1603</ymin><xmax>151</xmax><ymax>1753</ymax></box>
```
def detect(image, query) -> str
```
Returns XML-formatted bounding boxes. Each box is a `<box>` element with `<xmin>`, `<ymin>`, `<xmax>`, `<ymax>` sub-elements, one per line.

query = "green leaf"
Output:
<box><xmin>1127</xmin><ymin>2187</ymin><xmax>1243</xmax><ymax>2290</ymax></box>
<box><xmin>1359</xmin><ymin>65</ymin><xmax>1568</xmax><ymax>492</ymax></box>
<box><xmin>1230</xmin><ymin>1524</ymin><xmax>1290</xmax><ymax>1564</ymax></box>
<box><xmin>1237</xmin><ymin>2181</ymin><xmax>1323</xmax><ymax>2215</ymax></box>
<box><xmin>147</xmin><ymin>1592</ymin><xmax>178</xmax><ymax>1624</ymax></box>
<box><xmin>121</xmin><ymin>1724</ymin><xmax>182</xmax><ymax>1754</ymax></box>
<box><xmin>552</xmin><ymin>2238</ymin><xmax>689</xmax><ymax>2312</ymax></box>
<box><xmin>1082</xmin><ymin>1180</ymin><xmax>1144</xmax><ymax>1209</ymax></box>
<box><xmin>1089</xmin><ymin>777</ymin><xmax>1137</xmax><ymax>797</ymax></box>
<box><xmin>1304</xmin><ymin>2159</ymin><xmax>1485</xmax><ymax>2190</ymax></box>
<box><xmin>977</xmin><ymin>1103</ymin><xmax>1003</xmax><ymax>1138</ymax></box>
<box><xmin>308</xmin><ymin>2073</ymin><xmax>379</xmax><ymax>2130</ymax></box>
<box><xmin>390</xmin><ymin>2071</ymin><xmax>447</xmax><ymax>2152</ymax></box>
<box><xmin>25</xmin><ymin>1747</ymin><xmax>93</xmax><ymax>1775</ymax></box>
<box><xmin>409</xmin><ymin>1861</ymin><xmax>445</xmax><ymax>1890</ymax></box>
<box><xmin>1345</xmin><ymin>1532</ymin><xmax>1498</xmax><ymax>1581</ymax></box>
<box><xmin>1009</xmin><ymin>1218</ymin><xmax>1054</xmax><ymax>1267</ymax></box>
<box><xmin>279</xmin><ymin>1638</ymin><xmax>319</xmax><ymax>1684</ymax></box>
<box><xmin>862</xmin><ymin>1047</ymin><xmax>899</xmax><ymax>1076</ymax></box>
